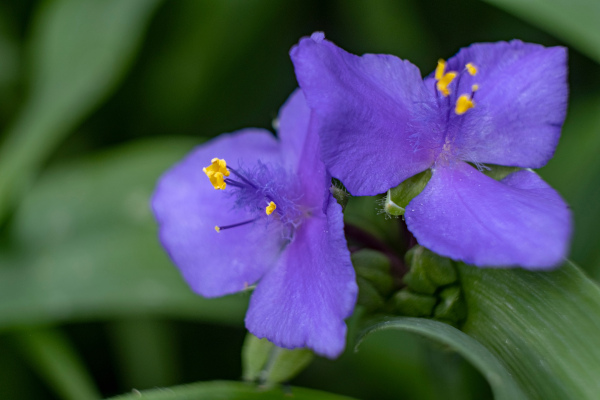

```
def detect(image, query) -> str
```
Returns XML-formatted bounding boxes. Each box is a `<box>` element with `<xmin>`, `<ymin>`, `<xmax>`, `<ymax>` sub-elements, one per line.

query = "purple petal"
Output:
<box><xmin>277</xmin><ymin>89</ymin><xmax>329</xmax><ymax>208</ymax></box>
<box><xmin>438</xmin><ymin>41</ymin><xmax>568</xmax><ymax>168</ymax></box>
<box><xmin>277</xmin><ymin>89</ymin><xmax>311</xmax><ymax>171</ymax></box>
<box><xmin>152</xmin><ymin>129</ymin><xmax>286</xmax><ymax>297</ymax></box>
<box><xmin>405</xmin><ymin>162</ymin><xmax>572</xmax><ymax>269</ymax></box>
<box><xmin>291</xmin><ymin>33</ymin><xmax>438</xmax><ymax>196</ymax></box>
<box><xmin>245</xmin><ymin>199</ymin><xmax>357</xmax><ymax>358</ymax></box>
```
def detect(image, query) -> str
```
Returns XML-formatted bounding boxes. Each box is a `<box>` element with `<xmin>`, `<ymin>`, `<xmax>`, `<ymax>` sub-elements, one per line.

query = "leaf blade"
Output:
<box><xmin>356</xmin><ymin>317</ymin><xmax>526</xmax><ymax>400</ymax></box>
<box><xmin>460</xmin><ymin>261</ymin><xmax>600</xmax><ymax>399</ymax></box>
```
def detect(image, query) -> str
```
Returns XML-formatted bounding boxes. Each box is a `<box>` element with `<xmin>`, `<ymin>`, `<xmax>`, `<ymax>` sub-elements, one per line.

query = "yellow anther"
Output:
<box><xmin>436</xmin><ymin>71</ymin><xmax>457</xmax><ymax>97</ymax></box>
<box><xmin>435</xmin><ymin>59</ymin><xmax>446</xmax><ymax>80</ymax></box>
<box><xmin>455</xmin><ymin>94</ymin><xmax>475</xmax><ymax>115</ymax></box>
<box><xmin>466</xmin><ymin>63</ymin><xmax>477</xmax><ymax>76</ymax></box>
<box><xmin>203</xmin><ymin>158</ymin><xmax>230</xmax><ymax>190</ymax></box>
<box><xmin>265</xmin><ymin>201</ymin><xmax>277</xmax><ymax>216</ymax></box>
<box><xmin>214</xmin><ymin>226</ymin><xmax>221</xmax><ymax>233</ymax></box>
<box><xmin>471</xmin><ymin>84</ymin><xmax>479</xmax><ymax>92</ymax></box>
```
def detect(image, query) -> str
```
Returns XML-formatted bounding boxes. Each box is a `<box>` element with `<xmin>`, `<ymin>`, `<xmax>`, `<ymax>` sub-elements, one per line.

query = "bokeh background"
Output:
<box><xmin>0</xmin><ymin>0</ymin><xmax>598</xmax><ymax>399</ymax></box>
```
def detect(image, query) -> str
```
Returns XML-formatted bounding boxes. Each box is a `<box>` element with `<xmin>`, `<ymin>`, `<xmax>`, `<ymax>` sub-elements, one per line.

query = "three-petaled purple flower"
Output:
<box><xmin>152</xmin><ymin>90</ymin><xmax>357</xmax><ymax>358</ymax></box>
<box><xmin>291</xmin><ymin>33</ymin><xmax>572</xmax><ymax>269</ymax></box>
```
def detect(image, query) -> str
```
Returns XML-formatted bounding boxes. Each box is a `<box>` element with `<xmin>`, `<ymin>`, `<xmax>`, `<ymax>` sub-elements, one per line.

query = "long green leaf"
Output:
<box><xmin>482</xmin><ymin>0</ymin><xmax>600</xmax><ymax>63</ymax></box>
<box><xmin>460</xmin><ymin>261</ymin><xmax>600</xmax><ymax>399</ymax></box>
<box><xmin>0</xmin><ymin>0</ymin><xmax>161</xmax><ymax>221</ymax></box>
<box><xmin>15</xmin><ymin>327</ymin><xmax>100</xmax><ymax>400</ymax></box>
<box><xmin>107</xmin><ymin>380</ymin><xmax>358</xmax><ymax>400</ymax></box>
<box><xmin>356</xmin><ymin>317</ymin><xmax>526</xmax><ymax>400</ymax></box>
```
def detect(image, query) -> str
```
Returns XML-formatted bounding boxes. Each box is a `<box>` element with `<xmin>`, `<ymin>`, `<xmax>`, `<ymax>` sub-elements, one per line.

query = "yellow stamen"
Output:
<box><xmin>471</xmin><ymin>84</ymin><xmax>479</xmax><ymax>92</ymax></box>
<box><xmin>455</xmin><ymin>94</ymin><xmax>475</xmax><ymax>115</ymax></box>
<box><xmin>466</xmin><ymin>63</ymin><xmax>477</xmax><ymax>76</ymax></box>
<box><xmin>435</xmin><ymin>59</ymin><xmax>446</xmax><ymax>80</ymax></box>
<box><xmin>215</xmin><ymin>226</ymin><xmax>221</xmax><ymax>233</ymax></box>
<box><xmin>436</xmin><ymin>72</ymin><xmax>457</xmax><ymax>97</ymax></box>
<box><xmin>203</xmin><ymin>158</ymin><xmax>230</xmax><ymax>190</ymax></box>
<box><xmin>265</xmin><ymin>201</ymin><xmax>277</xmax><ymax>216</ymax></box>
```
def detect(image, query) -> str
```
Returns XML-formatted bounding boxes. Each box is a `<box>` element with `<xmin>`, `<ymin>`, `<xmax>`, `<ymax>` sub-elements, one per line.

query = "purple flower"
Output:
<box><xmin>291</xmin><ymin>33</ymin><xmax>572</xmax><ymax>269</ymax></box>
<box><xmin>151</xmin><ymin>90</ymin><xmax>357</xmax><ymax>358</ymax></box>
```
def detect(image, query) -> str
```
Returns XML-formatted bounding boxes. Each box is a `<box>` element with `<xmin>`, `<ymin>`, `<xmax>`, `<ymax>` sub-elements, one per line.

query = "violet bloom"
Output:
<box><xmin>152</xmin><ymin>90</ymin><xmax>357</xmax><ymax>358</ymax></box>
<box><xmin>291</xmin><ymin>33</ymin><xmax>571</xmax><ymax>269</ymax></box>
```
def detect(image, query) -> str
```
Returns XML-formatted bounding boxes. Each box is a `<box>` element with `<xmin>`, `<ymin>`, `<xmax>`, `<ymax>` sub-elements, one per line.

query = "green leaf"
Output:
<box><xmin>242</xmin><ymin>334</ymin><xmax>314</xmax><ymax>385</ymax></box>
<box><xmin>482</xmin><ymin>0</ymin><xmax>600</xmax><ymax>64</ymax></box>
<box><xmin>15</xmin><ymin>327</ymin><xmax>100</xmax><ymax>400</ymax></box>
<box><xmin>459</xmin><ymin>261</ymin><xmax>600</xmax><ymax>399</ymax></box>
<box><xmin>107</xmin><ymin>380</ymin><xmax>358</xmax><ymax>400</ymax></box>
<box><xmin>0</xmin><ymin>138</ymin><xmax>247</xmax><ymax>329</ymax></box>
<box><xmin>0</xmin><ymin>0</ymin><xmax>161</xmax><ymax>221</ymax></box>
<box><xmin>356</xmin><ymin>317</ymin><xmax>526</xmax><ymax>400</ymax></box>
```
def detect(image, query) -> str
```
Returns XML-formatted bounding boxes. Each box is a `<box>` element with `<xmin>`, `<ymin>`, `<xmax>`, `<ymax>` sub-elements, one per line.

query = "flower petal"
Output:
<box><xmin>440</xmin><ymin>40</ymin><xmax>568</xmax><ymax>168</ymax></box>
<box><xmin>277</xmin><ymin>89</ymin><xmax>329</xmax><ymax>208</ymax></box>
<box><xmin>152</xmin><ymin>129</ymin><xmax>286</xmax><ymax>297</ymax></box>
<box><xmin>291</xmin><ymin>33</ymin><xmax>438</xmax><ymax>196</ymax></box>
<box><xmin>277</xmin><ymin>89</ymin><xmax>311</xmax><ymax>171</ymax></box>
<box><xmin>405</xmin><ymin>162</ymin><xmax>572</xmax><ymax>268</ymax></box>
<box><xmin>245</xmin><ymin>199</ymin><xmax>357</xmax><ymax>358</ymax></box>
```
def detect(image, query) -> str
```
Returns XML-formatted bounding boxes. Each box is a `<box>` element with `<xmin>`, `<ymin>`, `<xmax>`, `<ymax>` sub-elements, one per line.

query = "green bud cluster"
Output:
<box><xmin>352</xmin><ymin>249</ymin><xmax>395</xmax><ymax>312</ymax></box>
<box><xmin>391</xmin><ymin>246</ymin><xmax>467</xmax><ymax>327</ymax></box>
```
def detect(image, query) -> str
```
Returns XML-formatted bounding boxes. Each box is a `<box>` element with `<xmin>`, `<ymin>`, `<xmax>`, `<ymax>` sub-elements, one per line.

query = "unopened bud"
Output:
<box><xmin>330</xmin><ymin>179</ymin><xmax>350</xmax><ymax>211</ymax></box>
<box><xmin>352</xmin><ymin>249</ymin><xmax>394</xmax><ymax>296</ymax></box>
<box><xmin>433</xmin><ymin>285</ymin><xmax>467</xmax><ymax>322</ymax></box>
<box><xmin>403</xmin><ymin>246</ymin><xmax>457</xmax><ymax>294</ymax></box>
<box><xmin>391</xmin><ymin>289</ymin><xmax>436</xmax><ymax>317</ymax></box>
<box><xmin>481</xmin><ymin>164</ymin><xmax>521</xmax><ymax>181</ymax></box>
<box><xmin>383</xmin><ymin>169</ymin><xmax>431</xmax><ymax>216</ymax></box>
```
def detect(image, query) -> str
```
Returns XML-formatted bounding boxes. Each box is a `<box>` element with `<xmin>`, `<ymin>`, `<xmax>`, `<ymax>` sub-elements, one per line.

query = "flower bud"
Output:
<box><xmin>433</xmin><ymin>285</ymin><xmax>467</xmax><ymax>322</ymax></box>
<box><xmin>242</xmin><ymin>333</ymin><xmax>314</xmax><ymax>385</ymax></box>
<box><xmin>352</xmin><ymin>249</ymin><xmax>395</xmax><ymax>311</ymax></box>
<box><xmin>352</xmin><ymin>249</ymin><xmax>394</xmax><ymax>296</ymax></box>
<box><xmin>391</xmin><ymin>288</ymin><xmax>437</xmax><ymax>317</ymax></box>
<box><xmin>481</xmin><ymin>164</ymin><xmax>521</xmax><ymax>181</ymax></box>
<box><xmin>383</xmin><ymin>169</ymin><xmax>431</xmax><ymax>216</ymax></box>
<box><xmin>330</xmin><ymin>179</ymin><xmax>350</xmax><ymax>211</ymax></box>
<box><xmin>403</xmin><ymin>245</ymin><xmax>457</xmax><ymax>294</ymax></box>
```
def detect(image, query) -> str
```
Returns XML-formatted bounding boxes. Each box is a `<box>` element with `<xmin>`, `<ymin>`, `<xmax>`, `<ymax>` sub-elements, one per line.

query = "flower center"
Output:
<box><xmin>203</xmin><ymin>157</ymin><xmax>303</xmax><ymax>236</ymax></box>
<box><xmin>434</xmin><ymin>59</ymin><xmax>479</xmax><ymax>116</ymax></box>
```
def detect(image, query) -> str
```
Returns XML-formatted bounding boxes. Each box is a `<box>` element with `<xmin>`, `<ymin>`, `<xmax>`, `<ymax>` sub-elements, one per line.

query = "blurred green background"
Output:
<box><xmin>0</xmin><ymin>0</ymin><xmax>598</xmax><ymax>399</ymax></box>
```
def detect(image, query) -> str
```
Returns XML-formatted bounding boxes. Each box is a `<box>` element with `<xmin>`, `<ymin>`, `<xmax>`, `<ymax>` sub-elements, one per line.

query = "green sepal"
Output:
<box><xmin>242</xmin><ymin>333</ymin><xmax>314</xmax><ymax>385</ymax></box>
<box><xmin>391</xmin><ymin>289</ymin><xmax>436</xmax><ymax>317</ymax></box>
<box><xmin>383</xmin><ymin>169</ymin><xmax>431</xmax><ymax>216</ymax></box>
<box><xmin>480</xmin><ymin>164</ymin><xmax>521</xmax><ymax>181</ymax></box>
<box><xmin>352</xmin><ymin>249</ymin><xmax>394</xmax><ymax>297</ymax></box>
<box><xmin>403</xmin><ymin>246</ymin><xmax>457</xmax><ymax>293</ymax></box>
<box><xmin>433</xmin><ymin>285</ymin><xmax>467</xmax><ymax>322</ymax></box>
<box><xmin>330</xmin><ymin>179</ymin><xmax>350</xmax><ymax>212</ymax></box>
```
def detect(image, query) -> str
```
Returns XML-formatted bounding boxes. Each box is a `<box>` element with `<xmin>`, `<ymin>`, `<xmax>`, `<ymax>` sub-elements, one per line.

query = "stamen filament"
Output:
<box><xmin>214</xmin><ymin>218</ymin><xmax>258</xmax><ymax>233</ymax></box>
<box><xmin>228</xmin><ymin>167</ymin><xmax>258</xmax><ymax>189</ymax></box>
